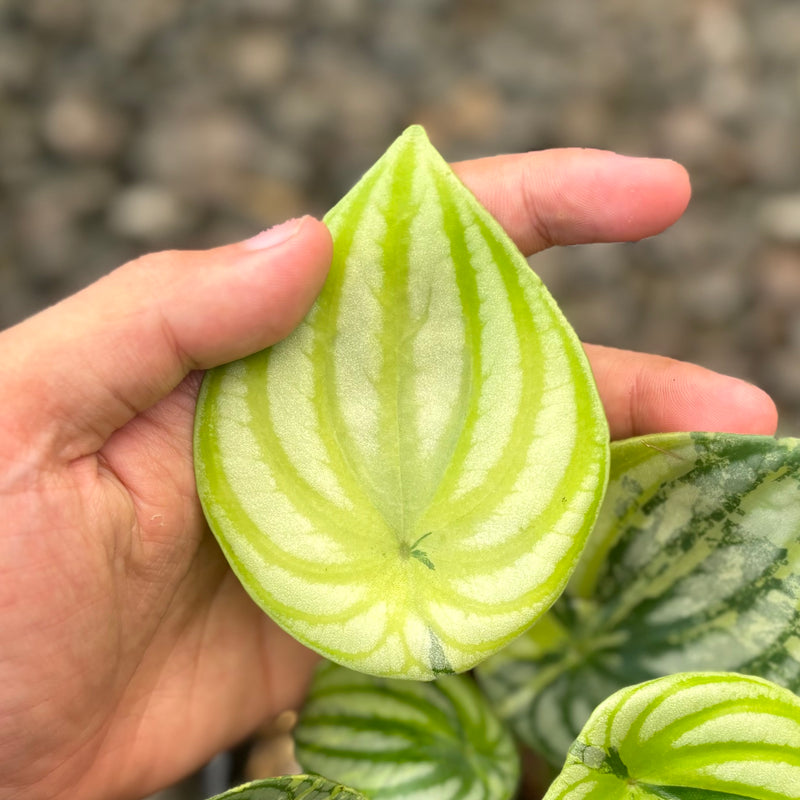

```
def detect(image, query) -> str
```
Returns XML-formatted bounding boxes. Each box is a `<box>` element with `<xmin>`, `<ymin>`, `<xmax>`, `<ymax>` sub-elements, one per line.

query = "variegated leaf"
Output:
<box><xmin>207</xmin><ymin>775</ymin><xmax>367</xmax><ymax>800</ymax></box>
<box><xmin>476</xmin><ymin>432</ymin><xmax>800</xmax><ymax>764</ymax></box>
<box><xmin>193</xmin><ymin>125</ymin><xmax>609</xmax><ymax>678</ymax></box>
<box><xmin>543</xmin><ymin>672</ymin><xmax>800</xmax><ymax>800</ymax></box>
<box><xmin>294</xmin><ymin>660</ymin><xmax>519</xmax><ymax>800</ymax></box>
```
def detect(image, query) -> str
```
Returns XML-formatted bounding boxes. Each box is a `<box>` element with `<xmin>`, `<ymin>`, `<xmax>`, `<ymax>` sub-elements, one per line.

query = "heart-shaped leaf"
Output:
<box><xmin>543</xmin><ymin>672</ymin><xmax>800</xmax><ymax>800</ymax></box>
<box><xmin>207</xmin><ymin>775</ymin><xmax>368</xmax><ymax>800</ymax></box>
<box><xmin>194</xmin><ymin>124</ymin><xmax>609</xmax><ymax>679</ymax></box>
<box><xmin>476</xmin><ymin>432</ymin><xmax>800</xmax><ymax>765</ymax></box>
<box><xmin>294</xmin><ymin>660</ymin><xmax>519</xmax><ymax>800</ymax></box>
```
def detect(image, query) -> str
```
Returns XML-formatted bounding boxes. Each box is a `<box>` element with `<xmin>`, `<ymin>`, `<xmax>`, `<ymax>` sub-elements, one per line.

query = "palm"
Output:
<box><xmin>3</xmin><ymin>373</ymin><xmax>313</xmax><ymax>799</ymax></box>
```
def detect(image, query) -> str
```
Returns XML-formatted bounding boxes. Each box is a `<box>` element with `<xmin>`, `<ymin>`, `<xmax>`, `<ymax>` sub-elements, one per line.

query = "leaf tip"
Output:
<box><xmin>401</xmin><ymin>122</ymin><xmax>431</xmax><ymax>143</ymax></box>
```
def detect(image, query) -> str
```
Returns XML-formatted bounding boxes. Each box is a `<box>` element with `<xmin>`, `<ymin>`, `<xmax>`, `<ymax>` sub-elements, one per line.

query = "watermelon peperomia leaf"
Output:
<box><xmin>207</xmin><ymin>775</ymin><xmax>368</xmax><ymax>800</ymax></box>
<box><xmin>542</xmin><ymin>671</ymin><xmax>800</xmax><ymax>800</ymax></box>
<box><xmin>193</xmin><ymin>125</ymin><xmax>609</xmax><ymax>679</ymax></box>
<box><xmin>476</xmin><ymin>432</ymin><xmax>800</xmax><ymax>765</ymax></box>
<box><xmin>293</xmin><ymin>660</ymin><xmax>520</xmax><ymax>800</ymax></box>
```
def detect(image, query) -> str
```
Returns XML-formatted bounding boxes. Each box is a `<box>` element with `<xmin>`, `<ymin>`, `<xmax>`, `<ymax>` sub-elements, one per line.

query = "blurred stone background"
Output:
<box><xmin>3</xmin><ymin>0</ymin><xmax>800</xmax><ymax>430</ymax></box>
<box><xmin>1</xmin><ymin>0</ymin><xmax>800</xmax><ymax>793</ymax></box>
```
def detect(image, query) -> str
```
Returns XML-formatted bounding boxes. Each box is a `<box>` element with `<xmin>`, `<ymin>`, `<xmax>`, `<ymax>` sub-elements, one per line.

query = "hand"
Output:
<box><xmin>0</xmin><ymin>150</ymin><xmax>777</xmax><ymax>800</ymax></box>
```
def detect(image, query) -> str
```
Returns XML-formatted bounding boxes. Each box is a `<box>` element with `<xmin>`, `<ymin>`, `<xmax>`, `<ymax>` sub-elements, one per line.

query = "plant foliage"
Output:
<box><xmin>294</xmin><ymin>660</ymin><xmax>519</xmax><ymax>800</ymax></box>
<box><xmin>208</xmin><ymin>775</ymin><xmax>367</xmax><ymax>800</ymax></box>
<box><xmin>476</xmin><ymin>432</ymin><xmax>800</xmax><ymax>765</ymax></box>
<box><xmin>542</xmin><ymin>672</ymin><xmax>800</xmax><ymax>800</ymax></box>
<box><xmin>194</xmin><ymin>125</ymin><xmax>609</xmax><ymax>680</ymax></box>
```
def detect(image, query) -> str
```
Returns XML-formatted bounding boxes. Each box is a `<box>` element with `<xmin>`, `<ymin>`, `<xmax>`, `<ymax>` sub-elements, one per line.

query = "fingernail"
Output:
<box><xmin>242</xmin><ymin>217</ymin><xmax>306</xmax><ymax>250</ymax></box>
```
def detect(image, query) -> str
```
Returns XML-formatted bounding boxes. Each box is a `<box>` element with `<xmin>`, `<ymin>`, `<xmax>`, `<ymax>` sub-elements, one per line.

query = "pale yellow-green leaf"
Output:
<box><xmin>194</xmin><ymin>125</ymin><xmax>609</xmax><ymax>678</ymax></box>
<box><xmin>543</xmin><ymin>672</ymin><xmax>800</xmax><ymax>800</ymax></box>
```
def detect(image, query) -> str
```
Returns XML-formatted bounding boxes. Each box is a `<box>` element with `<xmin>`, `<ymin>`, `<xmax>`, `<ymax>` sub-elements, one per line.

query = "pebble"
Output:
<box><xmin>107</xmin><ymin>184</ymin><xmax>195</xmax><ymax>242</ymax></box>
<box><xmin>757</xmin><ymin>245</ymin><xmax>800</xmax><ymax>308</ymax></box>
<box><xmin>221</xmin><ymin>30</ymin><xmax>291</xmax><ymax>91</ymax></box>
<box><xmin>41</xmin><ymin>92</ymin><xmax>127</xmax><ymax>161</ymax></box>
<box><xmin>759</xmin><ymin>195</ymin><xmax>800</xmax><ymax>243</ymax></box>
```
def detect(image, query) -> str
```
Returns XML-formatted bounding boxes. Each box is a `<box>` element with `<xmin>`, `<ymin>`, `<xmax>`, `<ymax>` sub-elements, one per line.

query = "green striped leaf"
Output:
<box><xmin>193</xmin><ymin>124</ymin><xmax>609</xmax><ymax>678</ymax></box>
<box><xmin>543</xmin><ymin>672</ymin><xmax>800</xmax><ymax>800</ymax></box>
<box><xmin>476</xmin><ymin>432</ymin><xmax>800</xmax><ymax>765</ymax></box>
<box><xmin>208</xmin><ymin>775</ymin><xmax>367</xmax><ymax>800</ymax></box>
<box><xmin>293</xmin><ymin>660</ymin><xmax>520</xmax><ymax>800</ymax></box>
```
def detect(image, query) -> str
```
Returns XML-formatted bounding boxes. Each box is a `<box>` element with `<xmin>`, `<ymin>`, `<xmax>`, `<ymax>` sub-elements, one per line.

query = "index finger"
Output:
<box><xmin>452</xmin><ymin>148</ymin><xmax>691</xmax><ymax>255</ymax></box>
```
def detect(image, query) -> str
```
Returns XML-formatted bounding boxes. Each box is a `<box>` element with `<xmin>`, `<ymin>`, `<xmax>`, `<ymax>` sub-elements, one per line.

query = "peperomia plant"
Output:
<box><xmin>194</xmin><ymin>127</ymin><xmax>800</xmax><ymax>800</ymax></box>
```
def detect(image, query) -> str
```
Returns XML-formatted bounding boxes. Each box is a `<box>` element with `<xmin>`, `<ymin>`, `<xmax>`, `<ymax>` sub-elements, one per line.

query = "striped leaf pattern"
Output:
<box><xmin>208</xmin><ymin>775</ymin><xmax>368</xmax><ymax>800</ymax></box>
<box><xmin>293</xmin><ymin>660</ymin><xmax>519</xmax><ymax>800</ymax></box>
<box><xmin>543</xmin><ymin>672</ymin><xmax>800</xmax><ymax>800</ymax></box>
<box><xmin>194</xmin><ymin>125</ymin><xmax>609</xmax><ymax>678</ymax></box>
<box><xmin>476</xmin><ymin>432</ymin><xmax>800</xmax><ymax>765</ymax></box>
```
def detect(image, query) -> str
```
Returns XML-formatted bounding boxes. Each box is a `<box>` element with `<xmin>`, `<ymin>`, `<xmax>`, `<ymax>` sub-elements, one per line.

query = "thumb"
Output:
<box><xmin>0</xmin><ymin>216</ymin><xmax>332</xmax><ymax>461</ymax></box>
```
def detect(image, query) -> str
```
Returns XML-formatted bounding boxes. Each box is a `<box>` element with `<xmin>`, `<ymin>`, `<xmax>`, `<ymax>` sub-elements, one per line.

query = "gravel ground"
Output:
<box><xmin>2</xmin><ymin>1</ymin><xmax>800</xmax><ymax>797</ymax></box>
<box><xmin>3</xmin><ymin>0</ymin><xmax>800</xmax><ymax>432</ymax></box>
